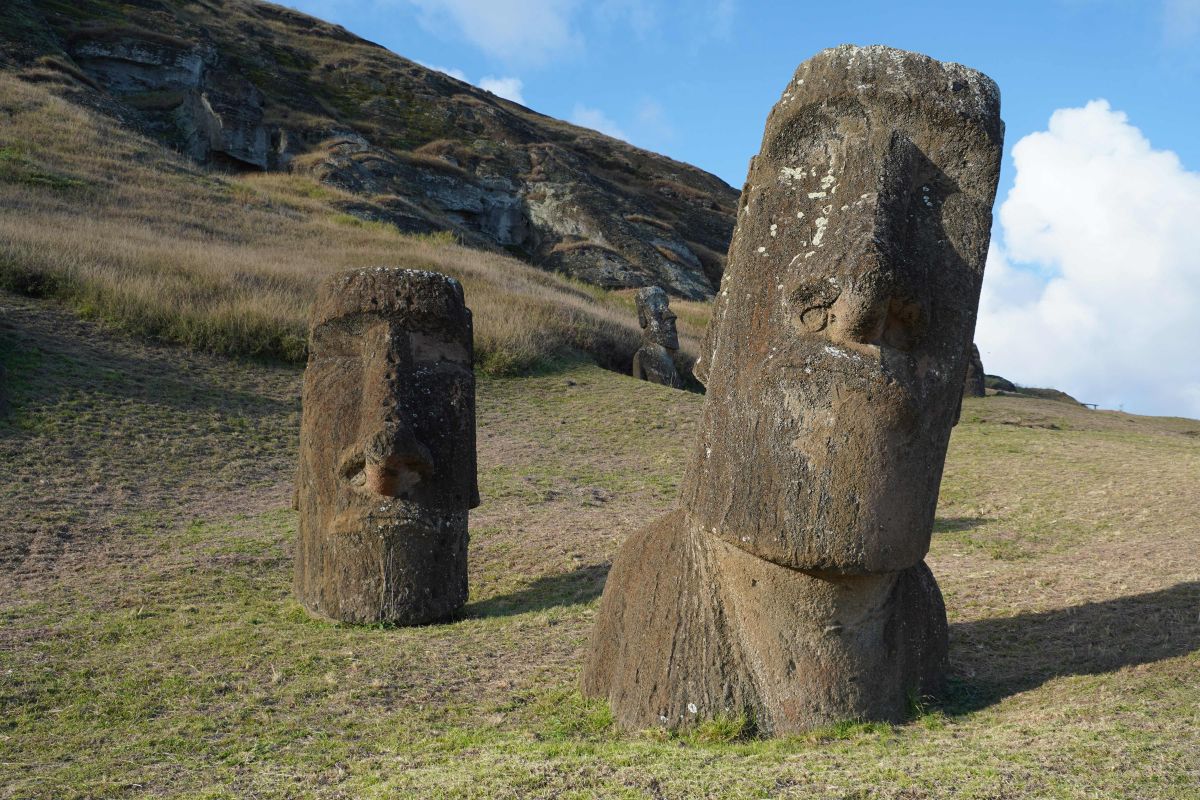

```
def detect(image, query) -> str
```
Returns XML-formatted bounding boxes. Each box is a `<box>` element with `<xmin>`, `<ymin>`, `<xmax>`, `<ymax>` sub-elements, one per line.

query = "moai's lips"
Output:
<box><xmin>327</xmin><ymin>502</ymin><xmax>442</xmax><ymax>538</ymax></box>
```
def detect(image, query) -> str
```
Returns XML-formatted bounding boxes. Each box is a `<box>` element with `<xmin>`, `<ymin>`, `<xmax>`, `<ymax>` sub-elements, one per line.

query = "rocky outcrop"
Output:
<box><xmin>68</xmin><ymin>30</ymin><xmax>270</xmax><ymax>169</ymax></box>
<box><xmin>10</xmin><ymin>0</ymin><xmax>737</xmax><ymax>297</ymax></box>
<box><xmin>583</xmin><ymin>46</ymin><xmax>1004</xmax><ymax>734</ymax></box>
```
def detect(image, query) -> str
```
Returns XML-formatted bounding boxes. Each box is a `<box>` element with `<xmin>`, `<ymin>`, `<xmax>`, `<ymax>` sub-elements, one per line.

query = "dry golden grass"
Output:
<box><xmin>653</xmin><ymin>243</ymin><xmax>688</xmax><ymax>265</ymax></box>
<box><xmin>623</xmin><ymin>213</ymin><xmax>674</xmax><ymax>232</ymax></box>
<box><xmin>548</xmin><ymin>239</ymin><xmax>624</xmax><ymax>258</ymax></box>
<box><xmin>0</xmin><ymin>73</ymin><xmax>706</xmax><ymax>374</ymax></box>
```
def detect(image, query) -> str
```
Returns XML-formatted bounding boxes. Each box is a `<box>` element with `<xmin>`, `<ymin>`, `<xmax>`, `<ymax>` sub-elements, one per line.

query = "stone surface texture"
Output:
<box><xmin>583</xmin><ymin>45</ymin><xmax>1003</xmax><ymax>734</ymax></box>
<box><xmin>631</xmin><ymin>286</ymin><xmax>683</xmax><ymax>388</ymax></box>
<box><xmin>294</xmin><ymin>268</ymin><xmax>478</xmax><ymax>624</ymax></box>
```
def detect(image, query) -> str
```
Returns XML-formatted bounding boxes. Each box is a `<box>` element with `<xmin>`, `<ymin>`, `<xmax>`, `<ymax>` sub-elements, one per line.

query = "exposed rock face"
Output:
<box><xmin>9</xmin><ymin>0</ymin><xmax>737</xmax><ymax>297</ymax></box>
<box><xmin>584</xmin><ymin>46</ymin><xmax>1003</xmax><ymax>734</ymax></box>
<box><xmin>631</xmin><ymin>287</ymin><xmax>683</xmax><ymax>388</ymax></box>
<box><xmin>986</xmin><ymin>374</ymin><xmax>1017</xmax><ymax>392</ymax></box>
<box><xmin>964</xmin><ymin>343</ymin><xmax>986</xmax><ymax>397</ymax></box>
<box><xmin>69</xmin><ymin>32</ymin><xmax>270</xmax><ymax>169</ymax></box>
<box><xmin>294</xmin><ymin>268</ymin><xmax>478</xmax><ymax>625</ymax></box>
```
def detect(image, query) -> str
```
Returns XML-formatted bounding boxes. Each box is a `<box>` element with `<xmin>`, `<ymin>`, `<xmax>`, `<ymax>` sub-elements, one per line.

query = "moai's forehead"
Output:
<box><xmin>310</xmin><ymin>268</ymin><xmax>472</xmax><ymax>344</ymax></box>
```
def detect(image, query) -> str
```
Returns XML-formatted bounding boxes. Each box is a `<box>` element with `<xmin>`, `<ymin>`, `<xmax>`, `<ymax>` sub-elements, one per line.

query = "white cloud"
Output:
<box><xmin>419</xmin><ymin>62</ymin><xmax>468</xmax><ymax>81</ymax></box>
<box><xmin>477</xmin><ymin>75</ymin><xmax>525</xmax><ymax>104</ymax></box>
<box><xmin>406</xmin><ymin>0</ymin><xmax>582</xmax><ymax>63</ymax></box>
<box><xmin>570</xmin><ymin>103</ymin><xmax>627</xmax><ymax>141</ymax></box>
<box><xmin>977</xmin><ymin>100</ymin><xmax>1200</xmax><ymax>417</ymax></box>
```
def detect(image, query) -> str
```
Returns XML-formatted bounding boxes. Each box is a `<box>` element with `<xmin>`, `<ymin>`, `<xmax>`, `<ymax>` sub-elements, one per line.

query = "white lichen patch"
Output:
<box><xmin>770</xmin><ymin>223</ymin><xmax>778</xmax><ymax>237</ymax></box>
<box><xmin>780</xmin><ymin>166</ymin><xmax>807</xmax><ymax>183</ymax></box>
<box><xmin>807</xmin><ymin>191</ymin><xmax>827</xmax><ymax>200</ymax></box>
<box><xmin>820</xmin><ymin>174</ymin><xmax>837</xmax><ymax>190</ymax></box>
<box><xmin>812</xmin><ymin>217</ymin><xmax>829</xmax><ymax>246</ymax></box>
<box><xmin>757</xmin><ymin>246</ymin><xmax>767</xmax><ymax>256</ymax></box>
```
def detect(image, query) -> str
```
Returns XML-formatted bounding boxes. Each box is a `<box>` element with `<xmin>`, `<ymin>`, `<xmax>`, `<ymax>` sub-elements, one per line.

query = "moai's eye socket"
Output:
<box><xmin>799</xmin><ymin>306</ymin><xmax>830</xmax><ymax>333</ymax></box>
<box><xmin>787</xmin><ymin>278</ymin><xmax>839</xmax><ymax>336</ymax></box>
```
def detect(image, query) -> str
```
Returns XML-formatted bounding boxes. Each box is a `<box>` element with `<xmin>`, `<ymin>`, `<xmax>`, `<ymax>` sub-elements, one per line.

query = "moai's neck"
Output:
<box><xmin>686</xmin><ymin>514</ymin><xmax>944</xmax><ymax>732</ymax></box>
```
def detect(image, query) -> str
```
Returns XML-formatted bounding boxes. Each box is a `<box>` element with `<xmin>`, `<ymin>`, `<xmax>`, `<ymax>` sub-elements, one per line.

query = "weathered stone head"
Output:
<box><xmin>294</xmin><ymin>268</ymin><xmax>478</xmax><ymax>624</ymax></box>
<box><xmin>635</xmin><ymin>286</ymin><xmax>679</xmax><ymax>350</ymax></box>
<box><xmin>963</xmin><ymin>342</ymin><xmax>986</xmax><ymax>398</ymax></box>
<box><xmin>632</xmin><ymin>286</ymin><xmax>684</xmax><ymax>388</ymax></box>
<box><xmin>582</xmin><ymin>47</ymin><xmax>1002</xmax><ymax>734</ymax></box>
<box><xmin>685</xmin><ymin>45</ymin><xmax>1003</xmax><ymax>574</ymax></box>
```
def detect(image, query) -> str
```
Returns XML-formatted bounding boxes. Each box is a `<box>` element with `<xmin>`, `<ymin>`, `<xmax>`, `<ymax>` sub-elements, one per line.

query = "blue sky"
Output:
<box><xmin>286</xmin><ymin>0</ymin><xmax>1200</xmax><ymax>417</ymax></box>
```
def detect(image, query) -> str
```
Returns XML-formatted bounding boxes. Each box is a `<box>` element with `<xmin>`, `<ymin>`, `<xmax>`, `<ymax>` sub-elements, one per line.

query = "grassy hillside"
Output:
<box><xmin>0</xmin><ymin>72</ymin><xmax>708</xmax><ymax>375</ymax></box>
<box><xmin>1</xmin><ymin>0</ymin><xmax>737</xmax><ymax>298</ymax></box>
<box><xmin>2</xmin><ymin>292</ymin><xmax>1197</xmax><ymax>799</ymax></box>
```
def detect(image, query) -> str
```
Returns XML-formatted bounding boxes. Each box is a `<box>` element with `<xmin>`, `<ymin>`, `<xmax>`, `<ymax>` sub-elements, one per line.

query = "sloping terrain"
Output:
<box><xmin>1</xmin><ymin>292</ymin><xmax>1197</xmax><ymax>799</ymax></box>
<box><xmin>1</xmin><ymin>0</ymin><xmax>738</xmax><ymax>298</ymax></box>
<box><xmin>0</xmin><ymin>70</ymin><xmax>710</xmax><ymax>375</ymax></box>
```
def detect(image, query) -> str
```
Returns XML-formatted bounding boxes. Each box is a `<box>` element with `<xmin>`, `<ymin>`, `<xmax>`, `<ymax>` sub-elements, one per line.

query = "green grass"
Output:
<box><xmin>0</xmin><ymin>144</ymin><xmax>88</xmax><ymax>191</ymax></box>
<box><xmin>2</xmin><ymin>293</ymin><xmax>1198</xmax><ymax>798</ymax></box>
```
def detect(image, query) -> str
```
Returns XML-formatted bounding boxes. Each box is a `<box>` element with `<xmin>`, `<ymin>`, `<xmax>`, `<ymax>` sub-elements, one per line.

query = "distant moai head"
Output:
<box><xmin>294</xmin><ymin>268</ymin><xmax>478</xmax><ymax>624</ymax></box>
<box><xmin>635</xmin><ymin>286</ymin><xmax>679</xmax><ymax>351</ymax></box>
<box><xmin>683</xmin><ymin>46</ymin><xmax>1003</xmax><ymax>574</ymax></box>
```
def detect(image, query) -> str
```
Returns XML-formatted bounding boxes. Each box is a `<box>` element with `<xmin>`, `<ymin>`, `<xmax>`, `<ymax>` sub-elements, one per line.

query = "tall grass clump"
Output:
<box><xmin>0</xmin><ymin>73</ymin><xmax>706</xmax><ymax>374</ymax></box>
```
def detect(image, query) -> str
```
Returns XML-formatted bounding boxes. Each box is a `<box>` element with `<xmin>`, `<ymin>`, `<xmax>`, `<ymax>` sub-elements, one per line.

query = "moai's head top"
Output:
<box><xmin>635</xmin><ymin>286</ymin><xmax>679</xmax><ymax>351</ymax></box>
<box><xmin>300</xmin><ymin>268</ymin><xmax>478</xmax><ymax>541</ymax></box>
<box><xmin>683</xmin><ymin>46</ymin><xmax>1003</xmax><ymax>574</ymax></box>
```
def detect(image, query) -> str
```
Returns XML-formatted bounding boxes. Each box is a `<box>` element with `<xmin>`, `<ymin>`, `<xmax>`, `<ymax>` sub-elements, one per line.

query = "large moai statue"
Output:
<box><xmin>294</xmin><ymin>268</ymin><xmax>478</xmax><ymax>625</ymax></box>
<box><xmin>963</xmin><ymin>343</ymin><xmax>986</xmax><ymax>398</ymax></box>
<box><xmin>583</xmin><ymin>46</ymin><xmax>1003</xmax><ymax>734</ymax></box>
<box><xmin>631</xmin><ymin>286</ymin><xmax>683</xmax><ymax>388</ymax></box>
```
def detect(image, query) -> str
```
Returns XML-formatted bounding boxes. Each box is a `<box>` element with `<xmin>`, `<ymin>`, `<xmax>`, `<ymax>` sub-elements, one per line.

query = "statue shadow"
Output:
<box><xmin>933</xmin><ymin>516</ymin><xmax>989</xmax><ymax>534</ymax></box>
<box><xmin>466</xmin><ymin>563</ymin><xmax>610</xmax><ymax>618</ymax></box>
<box><xmin>943</xmin><ymin>581</ymin><xmax>1200</xmax><ymax>714</ymax></box>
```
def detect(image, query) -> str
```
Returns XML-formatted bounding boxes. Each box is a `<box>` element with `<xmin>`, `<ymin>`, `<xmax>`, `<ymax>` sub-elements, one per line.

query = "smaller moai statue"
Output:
<box><xmin>632</xmin><ymin>286</ymin><xmax>683</xmax><ymax>388</ymax></box>
<box><xmin>963</xmin><ymin>343</ymin><xmax>986</xmax><ymax>398</ymax></box>
<box><xmin>294</xmin><ymin>268</ymin><xmax>478</xmax><ymax>625</ymax></box>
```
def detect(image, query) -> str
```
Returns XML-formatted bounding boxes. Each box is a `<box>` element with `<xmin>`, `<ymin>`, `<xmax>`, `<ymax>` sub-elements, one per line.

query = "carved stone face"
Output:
<box><xmin>636</xmin><ymin>286</ymin><xmax>679</xmax><ymax>351</ymax></box>
<box><xmin>682</xmin><ymin>47</ymin><xmax>1003</xmax><ymax>575</ymax></box>
<box><xmin>295</xmin><ymin>268</ymin><xmax>477</xmax><ymax>623</ymax></box>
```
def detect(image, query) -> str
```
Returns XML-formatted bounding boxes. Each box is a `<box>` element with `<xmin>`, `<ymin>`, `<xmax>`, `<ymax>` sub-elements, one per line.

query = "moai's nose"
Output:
<box><xmin>827</xmin><ymin>269</ymin><xmax>892</xmax><ymax>349</ymax></box>
<box><xmin>363</xmin><ymin>421</ymin><xmax>434</xmax><ymax>497</ymax></box>
<box><xmin>359</xmin><ymin>322</ymin><xmax>435</xmax><ymax>498</ymax></box>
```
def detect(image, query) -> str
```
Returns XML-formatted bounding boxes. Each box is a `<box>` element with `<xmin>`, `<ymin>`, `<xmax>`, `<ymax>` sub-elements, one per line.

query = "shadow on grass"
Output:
<box><xmin>466</xmin><ymin>563</ymin><xmax>610</xmax><ymax>618</ymax></box>
<box><xmin>933</xmin><ymin>516</ymin><xmax>990</xmax><ymax>534</ymax></box>
<box><xmin>0</xmin><ymin>298</ymin><xmax>296</xmax><ymax>433</ymax></box>
<box><xmin>944</xmin><ymin>580</ymin><xmax>1200</xmax><ymax>714</ymax></box>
